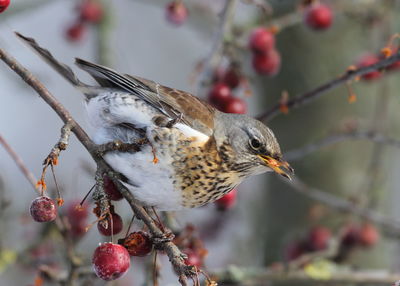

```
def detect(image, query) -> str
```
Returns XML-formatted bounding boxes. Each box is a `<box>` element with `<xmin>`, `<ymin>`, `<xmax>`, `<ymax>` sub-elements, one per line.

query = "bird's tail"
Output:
<box><xmin>15</xmin><ymin>32</ymin><xmax>87</xmax><ymax>88</ymax></box>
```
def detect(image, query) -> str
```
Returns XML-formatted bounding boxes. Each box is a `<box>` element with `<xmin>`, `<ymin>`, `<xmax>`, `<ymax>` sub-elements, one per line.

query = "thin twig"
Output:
<box><xmin>0</xmin><ymin>134</ymin><xmax>38</xmax><ymax>191</ymax></box>
<box><xmin>0</xmin><ymin>47</ymin><xmax>193</xmax><ymax>285</ymax></box>
<box><xmin>284</xmin><ymin>130</ymin><xmax>400</xmax><ymax>161</ymax></box>
<box><xmin>257</xmin><ymin>50</ymin><xmax>400</xmax><ymax>122</ymax></box>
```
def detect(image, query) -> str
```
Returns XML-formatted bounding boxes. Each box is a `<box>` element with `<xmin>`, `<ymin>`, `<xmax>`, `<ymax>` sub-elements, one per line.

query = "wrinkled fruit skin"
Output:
<box><xmin>249</xmin><ymin>27</ymin><xmax>275</xmax><ymax>53</ymax></box>
<box><xmin>222</xmin><ymin>97</ymin><xmax>247</xmax><ymax>114</ymax></box>
<box><xmin>103</xmin><ymin>175</ymin><xmax>123</xmax><ymax>201</ymax></box>
<box><xmin>92</xmin><ymin>243</ymin><xmax>130</xmax><ymax>281</ymax></box>
<box><xmin>252</xmin><ymin>49</ymin><xmax>281</xmax><ymax>75</ymax></box>
<box><xmin>357</xmin><ymin>54</ymin><xmax>382</xmax><ymax>81</ymax></box>
<box><xmin>30</xmin><ymin>196</ymin><xmax>57</xmax><ymax>222</ymax></box>
<box><xmin>166</xmin><ymin>1</ymin><xmax>188</xmax><ymax>26</ymax></box>
<box><xmin>304</xmin><ymin>3</ymin><xmax>333</xmax><ymax>30</ymax></box>
<box><xmin>97</xmin><ymin>212</ymin><xmax>123</xmax><ymax>236</ymax></box>
<box><xmin>119</xmin><ymin>231</ymin><xmax>153</xmax><ymax>257</ymax></box>
<box><xmin>215</xmin><ymin>188</ymin><xmax>237</xmax><ymax>210</ymax></box>
<box><xmin>0</xmin><ymin>0</ymin><xmax>10</xmax><ymax>13</ymax></box>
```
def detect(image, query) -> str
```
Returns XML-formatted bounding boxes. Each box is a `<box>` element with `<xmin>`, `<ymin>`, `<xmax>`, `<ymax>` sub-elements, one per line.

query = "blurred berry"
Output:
<box><xmin>308</xmin><ymin>226</ymin><xmax>331</xmax><ymax>251</ymax></box>
<box><xmin>104</xmin><ymin>175</ymin><xmax>123</xmax><ymax>201</ymax></box>
<box><xmin>97</xmin><ymin>212</ymin><xmax>123</xmax><ymax>236</ymax></box>
<box><xmin>30</xmin><ymin>196</ymin><xmax>57</xmax><ymax>223</ymax></box>
<box><xmin>304</xmin><ymin>3</ymin><xmax>333</xmax><ymax>30</ymax></box>
<box><xmin>118</xmin><ymin>231</ymin><xmax>153</xmax><ymax>257</ymax></box>
<box><xmin>80</xmin><ymin>0</ymin><xmax>104</xmax><ymax>23</ymax></box>
<box><xmin>166</xmin><ymin>1</ymin><xmax>188</xmax><ymax>26</ymax></box>
<box><xmin>223</xmin><ymin>67</ymin><xmax>241</xmax><ymax>89</ymax></box>
<box><xmin>358</xmin><ymin>223</ymin><xmax>379</xmax><ymax>247</ymax></box>
<box><xmin>66</xmin><ymin>22</ymin><xmax>86</xmax><ymax>42</ymax></box>
<box><xmin>223</xmin><ymin>97</ymin><xmax>247</xmax><ymax>114</ymax></box>
<box><xmin>184</xmin><ymin>249</ymin><xmax>202</xmax><ymax>268</ymax></box>
<box><xmin>92</xmin><ymin>243</ymin><xmax>130</xmax><ymax>281</ymax></box>
<box><xmin>252</xmin><ymin>49</ymin><xmax>281</xmax><ymax>76</ymax></box>
<box><xmin>284</xmin><ymin>240</ymin><xmax>306</xmax><ymax>261</ymax></box>
<box><xmin>208</xmin><ymin>82</ymin><xmax>232</xmax><ymax>109</ymax></box>
<box><xmin>215</xmin><ymin>188</ymin><xmax>237</xmax><ymax>210</ymax></box>
<box><xmin>0</xmin><ymin>0</ymin><xmax>10</xmax><ymax>13</ymax></box>
<box><xmin>65</xmin><ymin>200</ymin><xmax>89</xmax><ymax>238</ymax></box>
<box><xmin>356</xmin><ymin>53</ymin><xmax>382</xmax><ymax>81</ymax></box>
<box><xmin>249</xmin><ymin>27</ymin><xmax>275</xmax><ymax>54</ymax></box>
<box><xmin>341</xmin><ymin>224</ymin><xmax>360</xmax><ymax>247</ymax></box>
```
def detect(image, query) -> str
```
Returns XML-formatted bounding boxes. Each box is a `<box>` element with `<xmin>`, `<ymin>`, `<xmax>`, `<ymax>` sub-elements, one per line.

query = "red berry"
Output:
<box><xmin>223</xmin><ymin>68</ymin><xmax>241</xmax><ymax>89</ymax></box>
<box><xmin>30</xmin><ymin>196</ymin><xmax>57</xmax><ymax>223</ymax></box>
<box><xmin>118</xmin><ymin>231</ymin><xmax>153</xmax><ymax>257</ymax></box>
<box><xmin>208</xmin><ymin>83</ymin><xmax>232</xmax><ymax>109</ymax></box>
<box><xmin>80</xmin><ymin>0</ymin><xmax>104</xmax><ymax>23</ymax></box>
<box><xmin>384</xmin><ymin>47</ymin><xmax>400</xmax><ymax>71</ymax></box>
<box><xmin>304</xmin><ymin>3</ymin><xmax>333</xmax><ymax>30</ymax></box>
<box><xmin>104</xmin><ymin>176</ymin><xmax>123</xmax><ymax>201</ymax></box>
<box><xmin>308</xmin><ymin>226</ymin><xmax>331</xmax><ymax>251</ymax></box>
<box><xmin>284</xmin><ymin>241</ymin><xmax>306</xmax><ymax>261</ymax></box>
<box><xmin>65</xmin><ymin>200</ymin><xmax>89</xmax><ymax>238</ymax></box>
<box><xmin>252</xmin><ymin>49</ymin><xmax>281</xmax><ymax>76</ymax></box>
<box><xmin>92</xmin><ymin>243</ymin><xmax>130</xmax><ymax>281</ymax></box>
<box><xmin>66</xmin><ymin>22</ymin><xmax>86</xmax><ymax>42</ymax></box>
<box><xmin>166</xmin><ymin>1</ymin><xmax>188</xmax><ymax>26</ymax></box>
<box><xmin>358</xmin><ymin>223</ymin><xmax>379</xmax><ymax>247</ymax></box>
<box><xmin>356</xmin><ymin>53</ymin><xmax>382</xmax><ymax>81</ymax></box>
<box><xmin>184</xmin><ymin>250</ymin><xmax>202</xmax><ymax>268</ymax></box>
<box><xmin>215</xmin><ymin>188</ymin><xmax>237</xmax><ymax>210</ymax></box>
<box><xmin>97</xmin><ymin>212</ymin><xmax>123</xmax><ymax>236</ymax></box>
<box><xmin>0</xmin><ymin>0</ymin><xmax>10</xmax><ymax>13</ymax></box>
<box><xmin>341</xmin><ymin>224</ymin><xmax>360</xmax><ymax>247</ymax></box>
<box><xmin>249</xmin><ymin>27</ymin><xmax>275</xmax><ymax>53</ymax></box>
<box><xmin>222</xmin><ymin>97</ymin><xmax>247</xmax><ymax>114</ymax></box>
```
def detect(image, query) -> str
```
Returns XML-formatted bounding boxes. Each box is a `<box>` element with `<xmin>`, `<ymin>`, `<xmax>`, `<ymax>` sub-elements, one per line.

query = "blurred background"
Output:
<box><xmin>1</xmin><ymin>0</ymin><xmax>400</xmax><ymax>285</ymax></box>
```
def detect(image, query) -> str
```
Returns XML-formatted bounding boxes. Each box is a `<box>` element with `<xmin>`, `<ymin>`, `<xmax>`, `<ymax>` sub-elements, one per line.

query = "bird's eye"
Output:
<box><xmin>249</xmin><ymin>138</ymin><xmax>261</xmax><ymax>150</ymax></box>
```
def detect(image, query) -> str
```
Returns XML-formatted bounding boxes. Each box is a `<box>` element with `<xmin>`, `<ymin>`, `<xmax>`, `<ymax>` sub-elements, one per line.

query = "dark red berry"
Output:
<box><xmin>222</xmin><ymin>97</ymin><xmax>247</xmax><ymax>114</ymax></box>
<box><xmin>184</xmin><ymin>249</ymin><xmax>202</xmax><ymax>268</ymax></box>
<box><xmin>215</xmin><ymin>188</ymin><xmax>237</xmax><ymax>210</ymax></box>
<box><xmin>65</xmin><ymin>200</ymin><xmax>89</xmax><ymax>238</ymax></box>
<box><xmin>341</xmin><ymin>224</ymin><xmax>360</xmax><ymax>247</ymax></box>
<box><xmin>208</xmin><ymin>83</ymin><xmax>232</xmax><ymax>109</ymax></box>
<box><xmin>384</xmin><ymin>47</ymin><xmax>400</xmax><ymax>71</ymax></box>
<box><xmin>0</xmin><ymin>0</ymin><xmax>10</xmax><ymax>13</ymax></box>
<box><xmin>357</xmin><ymin>54</ymin><xmax>382</xmax><ymax>81</ymax></box>
<box><xmin>304</xmin><ymin>3</ymin><xmax>333</xmax><ymax>30</ymax></box>
<box><xmin>249</xmin><ymin>27</ymin><xmax>275</xmax><ymax>53</ymax></box>
<box><xmin>358</xmin><ymin>223</ymin><xmax>379</xmax><ymax>247</ymax></box>
<box><xmin>118</xmin><ymin>231</ymin><xmax>153</xmax><ymax>257</ymax></box>
<box><xmin>66</xmin><ymin>22</ymin><xmax>86</xmax><ymax>42</ymax></box>
<box><xmin>284</xmin><ymin>241</ymin><xmax>306</xmax><ymax>261</ymax></box>
<box><xmin>308</xmin><ymin>226</ymin><xmax>331</xmax><ymax>251</ymax></box>
<box><xmin>92</xmin><ymin>243</ymin><xmax>130</xmax><ymax>281</ymax></box>
<box><xmin>104</xmin><ymin>176</ymin><xmax>123</xmax><ymax>201</ymax></box>
<box><xmin>252</xmin><ymin>49</ymin><xmax>281</xmax><ymax>76</ymax></box>
<box><xmin>80</xmin><ymin>0</ymin><xmax>104</xmax><ymax>23</ymax></box>
<box><xmin>30</xmin><ymin>196</ymin><xmax>57</xmax><ymax>222</ymax></box>
<box><xmin>223</xmin><ymin>68</ymin><xmax>241</xmax><ymax>89</ymax></box>
<box><xmin>97</xmin><ymin>212</ymin><xmax>123</xmax><ymax>236</ymax></box>
<box><xmin>166</xmin><ymin>1</ymin><xmax>188</xmax><ymax>26</ymax></box>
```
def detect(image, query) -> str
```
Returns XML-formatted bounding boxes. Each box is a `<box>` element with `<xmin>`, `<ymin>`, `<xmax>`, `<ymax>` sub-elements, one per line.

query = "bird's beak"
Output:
<box><xmin>259</xmin><ymin>155</ymin><xmax>294</xmax><ymax>180</ymax></box>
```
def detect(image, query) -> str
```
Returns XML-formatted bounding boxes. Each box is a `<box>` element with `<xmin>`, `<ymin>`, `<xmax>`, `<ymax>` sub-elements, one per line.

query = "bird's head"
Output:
<box><xmin>214</xmin><ymin>112</ymin><xmax>293</xmax><ymax>179</ymax></box>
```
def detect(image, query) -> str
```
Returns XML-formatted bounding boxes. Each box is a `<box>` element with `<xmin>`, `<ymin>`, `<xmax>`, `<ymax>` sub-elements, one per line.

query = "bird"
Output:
<box><xmin>16</xmin><ymin>32</ymin><xmax>293</xmax><ymax>211</ymax></box>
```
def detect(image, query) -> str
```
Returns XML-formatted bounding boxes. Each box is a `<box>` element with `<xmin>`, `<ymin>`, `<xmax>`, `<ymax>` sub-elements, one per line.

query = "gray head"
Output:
<box><xmin>214</xmin><ymin>112</ymin><xmax>293</xmax><ymax>179</ymax></box>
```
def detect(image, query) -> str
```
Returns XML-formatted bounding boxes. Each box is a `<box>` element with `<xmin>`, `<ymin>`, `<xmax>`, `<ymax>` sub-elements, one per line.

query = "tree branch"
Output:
<box><xmin>0</xmin><ymin>47</ymin><xmax>193</xmax><ymax>285</ymax></box>
<box><xmin>257</xmin><ymin>51</ymin><xmax>400</xmax><ymax>122</ymax></box>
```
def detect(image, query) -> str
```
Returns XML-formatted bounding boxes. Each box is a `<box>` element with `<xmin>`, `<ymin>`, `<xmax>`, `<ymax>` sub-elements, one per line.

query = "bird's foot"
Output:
<box><xmin>94</xmin><ymin>138</ymin><xmax>149</xmax><ymax>156</ymax></box>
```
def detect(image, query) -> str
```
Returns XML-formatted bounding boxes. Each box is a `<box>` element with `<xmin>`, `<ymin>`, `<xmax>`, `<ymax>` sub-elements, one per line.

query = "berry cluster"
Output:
<box><xmin>249</xmin><ymin>27</ymin><xmax>281</xmax><ymax>76</ymax></box>
<box><xmin>65</xmin><ymin>0</ymin><xmax>104</xmax><ymax>42</ymax></box>
<box><xmin>165</xmin><ymin>1</ymin><xmax>188</xmax><ymax>26</ymax></box>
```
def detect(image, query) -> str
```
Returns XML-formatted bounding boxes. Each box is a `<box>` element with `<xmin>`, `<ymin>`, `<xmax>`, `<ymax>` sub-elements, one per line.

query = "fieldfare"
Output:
<box><xmin>17</xmin><ymin>33</ymin><xmax>293</xmax><ymax>211</ymax></box>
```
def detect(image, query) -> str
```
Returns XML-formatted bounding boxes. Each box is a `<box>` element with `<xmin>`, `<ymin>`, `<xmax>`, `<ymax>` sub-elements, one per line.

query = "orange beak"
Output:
<box><xmin>259</xmin><ymin>155</ymin><xmax>294</xmax><ymax>180</ymax></box>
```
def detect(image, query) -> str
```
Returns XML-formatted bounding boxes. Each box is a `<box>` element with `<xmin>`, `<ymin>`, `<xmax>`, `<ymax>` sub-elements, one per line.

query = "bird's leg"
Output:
<box><xmin>93</xmin><ymin>138</ymin><xmax>149</xmax><ymax>156</ymax></box>
<box><xmin>144</xmin><ymin>207</ymin><xmax>175</xmax><ymax>246</ymax></box>
<box><xmin>166</xmin><ymin>113</ymin><xmax>184</xmax><ymax>128</ymax></box>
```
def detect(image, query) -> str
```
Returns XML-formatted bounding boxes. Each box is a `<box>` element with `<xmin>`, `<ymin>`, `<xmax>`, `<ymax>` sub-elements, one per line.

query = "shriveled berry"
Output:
<box><xmin>166</xmin><ymin>1</ymin><xmax>188</xmax><ymax>26</ymax></box>
<box><xmin>215</xmin><ymin>188</ymin><xmax>237</xmax><ymax>210</ymax></box>
<box><xmin>184</xmin><ymin>249</ymin><xmax>202</xmax><ymax>268</ymax></box>
<box><xmin>304</xmin><ymin>3</ymin><xmax>333</xmax><ymax>30</ymax></box>
<box><xmin>308</xmin><ymin>226</ymin><xmax>331</xmax><ymax>251</ymax></box>
<box><xmin>208</xmin><ymin>83</ymin><xmax>232</xmax><ymax>109</ymax></box>
<box><xmin>252</xmin><ymin>49</ymin><xmax>281</xmax><ymax>76</ymax></box>
<box><xmin>356</xmin><ymin>53</ymin><xmax>382</xmax><ymax>81</ymax></box>
<box><xmin>30</xmin><ymin>196</ymin><xmax>57</xmax><ymax>222</ymax></box>
<box><xmin>118</xmin><ymin>231</ymin><xmax>153</xmax><ymax>257</ymax></box>
<box><xmin>66</xmin><ymin>22</ymin><xmax>86</xmax><ymax>42</ymax></box>
<box><xmin>222</xmin><ymin>97</ymin><xmax>247</xmax><ymax>114</ymax></box>
<box><xmin>0</xmin><ymin>0</ymin><xmax>10</xmax><ymax>13</ymax></box>
<box><xmin>92</xmin><ymin>243</ymin><xmax>130</xmax><ymax>281</ymax></box>
<box><xmin>97</xmin><ymin>212</ymin><xmax>123</xmax><ymax>236</ymax></box>
<box><xmin>103</xmin><ymin>175</ymin><xmax>123</xmax><ymax>201</ymax></box>
<box><xmin>358</xmin><ymin>223</ymin><xmax>379</xmax><ymax>247</ymax></box>
<box><xmin>249</xmin><ymin>27</ymin><xmax>275</xmax><ymax>53</ymax></box>
<box><xmin>80</xmin><ymin>0</ymin><xmax>104</xmax><ymax>23</ymax></box>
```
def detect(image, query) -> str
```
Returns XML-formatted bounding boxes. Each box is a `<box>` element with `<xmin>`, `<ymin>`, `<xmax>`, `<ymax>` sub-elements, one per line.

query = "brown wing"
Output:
<box><xmin>75</xmin><ymin>58</ymin><xmax>215</xmax><ymax>136</ymax></box>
